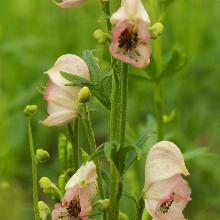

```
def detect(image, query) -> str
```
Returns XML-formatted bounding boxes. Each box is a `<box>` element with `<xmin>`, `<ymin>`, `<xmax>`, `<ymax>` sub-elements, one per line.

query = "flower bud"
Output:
<box><xmin>93</xmin><ymin>29</ymin><xmax>111</xmax><ymax>43</ymax></box>
<box><xmin>24</xmin><ymin>105</ymin><xmax>38</xmax><ymax>117</ymax></box>
<box><xmin>96</xmin><ymin>199</ymin><xmax>110</xmax><ymax>209</ymax></box>
<box><xmin>39</xmin><ymin>177</ymin><xmax>52</xmax><ymax>189</ymax></box>
<box><xmin>38</xmin><ymin>201</ymin><xmax>50</xmax><ymax>220</ymax></box>
<box><xmin>148</xmin><ymin>22</ymin><xmax>164</xmax><ymax>39</ymax></box>
<box><xmin>58</xmin><ymin>133</ymin><xmax>67</xmax><ymax>169</ymax></box>
<box><xmin>58</xmin><ymin>173</ymin><xmax>67</xmax><ymax>194</ymax></box>
<box><xmin>39</xmin><ymin>177</ymin><xmax>63</xmax><ymax>202</ymax></box>
<box><xmin>78</xmin><ymin>86</ymin><xmax>91</xmax><ymax>103</ymax></box>
<box><xmin>36</xmin><ymin>149</ymin><xmax>50</xmax><ymax>163</ymax></box>
<box><xmin>66</xmin><ymin>142</ymin><xmax>73</xmax><ymax>168</ymax></box>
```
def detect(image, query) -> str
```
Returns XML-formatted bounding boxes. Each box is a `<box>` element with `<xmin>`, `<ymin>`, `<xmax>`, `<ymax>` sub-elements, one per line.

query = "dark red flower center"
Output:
<box><xmin>159</xmin><ymin>192</ymin><xmax>175</xmax><ymax>214</ymax></box>
<box><xmin>66</xmin><ymin>197</ymin><xmax>81</xmax><ymax>218</ymax></box>
<box><xmin>118</xmin><ymin>26</ymin><xmax>139</xmax><ymax>52</ymax></box>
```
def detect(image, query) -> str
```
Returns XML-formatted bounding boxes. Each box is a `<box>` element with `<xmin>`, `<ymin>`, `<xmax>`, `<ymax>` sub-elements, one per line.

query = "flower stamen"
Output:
<box><xmin>66</xmin><ymin>197</ymin><xmax>81</xmax><ymax>218</ymax></box>
<box><xmin>118</xmin><ymin>26</ymin><xmax>139</xmax><ymax>52</ymax></box>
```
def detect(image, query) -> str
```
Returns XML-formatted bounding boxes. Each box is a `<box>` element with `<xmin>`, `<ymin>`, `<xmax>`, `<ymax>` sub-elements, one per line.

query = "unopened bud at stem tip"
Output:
<box><xmin>148</xmin><ymin>22</ymin><xmax>164</xmax><ymax>39</ymax></box>
<box><xmin>36</xmin><ymin>149</ymin><xmax>50</xmax><ymax>163</ymax></box>
<box><xmin>24</xmin><ymin>105</ymin><xmax>38</xmax><ymax>117</ymax></box>
<box><xmin>78</xmin><ymin>86</ymin><xmax>91</xmax><ymax>103</ymax></box>
<box><xmin>39</xmin><ymin>177</ymin><xmax>52</xmax><ymax>189</ymax></box>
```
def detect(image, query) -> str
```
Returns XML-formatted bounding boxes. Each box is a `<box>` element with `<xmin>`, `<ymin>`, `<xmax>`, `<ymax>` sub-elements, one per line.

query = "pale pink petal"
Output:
<box><xmin>110</xmin><ymin>19</ymin><xmax>151</xmax><ymax>68</ymax></box>
<box><xmin>44</xmin><ymin>80</ymin><xmax>76</xmax><ymax>102</ymax></box>
<box><xmin>46</xmin><ymin>54</ymin><xmax>89</xmax><ymax>88</ymax></box>
<box><xmin>64</xmin><ymin>186</ymin><xmax>80</xmax><ymax>203</ymax></box>
<box><xmin>82</xmin><ymin>161</ymin><xmax>97</xmax><ymax>184</ymax></box>
<box><xmin>55</xmin><ymin>0</ymin><xmax>85</xmax><ymax>9</ymax></box>
<box><xmin>65</xmin><ymin>161</ymin><xmax>97</xmax><ymax>190</ymax></box>
<box><xmin>52</xmin><ymin>203</ymin><xmax>69</xmax><ymax>220</ymax></box>
<box><xmin>145</xmin><ymin>141</ymin><xmax>189</xmax><ymax>187</ymax></box>
<box><xmin>145</xmin><ymin>176</ymin><xmax>191</xmax><ymax>220</ymax></box>
<box><xmin>41</xmin><ymin>110</ymin><xmax>75</xmax><ymax>127</ymax></box>
<box><xmin>111</xmin><ymin>0</ymin><xmax>150</xmax><ymax>25</ymax></box>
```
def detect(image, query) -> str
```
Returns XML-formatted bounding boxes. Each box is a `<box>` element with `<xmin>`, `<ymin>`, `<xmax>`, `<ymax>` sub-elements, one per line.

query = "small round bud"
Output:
<box><xmin>39</xmin><ymin>177</ymin><xmax>52</xmax><ymax>189</ymax></box>
<box><xmin>93</xmin><ymin>29</ymin><xmax>104</xmax><ymax>40</ymax></box>
<box><xmin>97</xmin><ymin>199</ymin><xmax>110</xmax><ymax>209</ymax></box>
<box><xmin>24</xmin><ymin>105</ymin><xmax>38</xmax><ymax>117</ymax></box>
<box><xmin>93</xmin><ymin>29</ymin><xmax>111</xmax><ymax>43</ymax></box>
<box><xmin>38</xmin><ymin>201</ymin><xmax>50</xmax><ymax>220</ymax></box>
<box><xmin>78</xmin><ymin>86</ymin><xmax>91</xmax><ymax>103</ymax></box>
<box><xmin>36</xmin><ymin>149</ymin><xmax>50</xmax><ymax>163</ymax></box>
<box><xmin>148</xmin><ymin>22</ymin><xmax>164</xmax><ymax>39</ymax></box>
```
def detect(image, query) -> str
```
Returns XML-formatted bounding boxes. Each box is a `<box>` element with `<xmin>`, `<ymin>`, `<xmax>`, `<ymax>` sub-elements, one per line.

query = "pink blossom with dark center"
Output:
<box><xmin>110</xmin><ymin>0</ymin><xmax>151</xmax><ymax>68</ymax></box>
<box><xmin>52</xmin><ymin>162</ymin><xmax>97</xmax><ymax>220</ymax></box>
<box><xmin>145</xmin><ymin>141</ymin><xmax>191</xmax><ymax>220</ymax></box>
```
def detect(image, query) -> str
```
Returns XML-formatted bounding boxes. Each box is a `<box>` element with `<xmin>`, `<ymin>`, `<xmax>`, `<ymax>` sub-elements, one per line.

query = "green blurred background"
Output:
<box><xmin>0</xmin><ymin>0</ymin><xmax>220</xmax><ymax>219</ymax></box>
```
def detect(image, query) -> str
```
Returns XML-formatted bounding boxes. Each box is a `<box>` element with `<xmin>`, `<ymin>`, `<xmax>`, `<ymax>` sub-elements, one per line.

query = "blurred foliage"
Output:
<box><xmin>0</xmin><ymin>0</ymin><xmax>220</xmax><ymax>219</ymax></box>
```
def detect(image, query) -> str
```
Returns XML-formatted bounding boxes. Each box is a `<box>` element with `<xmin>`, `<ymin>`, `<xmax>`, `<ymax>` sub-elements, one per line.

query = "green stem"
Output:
<box><xmin>110</xmin><ymin>60</ymin><xmax>121</xmax><ymax>140</ymax></box>
<box><xmin>26</xmin><ymin>118</ymin><xmax>40</xmax><ymax>220</ymax></box>
<box><xmin>109</xmin><ymin>63</ymin><xmax>128</xmax><ymax>220</ymax></box>
<box><xmin>154</xmin><ymin>81</ymin><xmax>164</xmax><ymax>140</ymax></box>
<box><xmin>119</xmin><ymin>63</ymin><xmax>128</xmax><ymax>146</ymax></box>
<box><xmin>81</xmin><ymin>104</ymin><xmax>107</xmax><ymax>220</ymax></box>
<box><xmin>135</xmin><ymin>197</ymin><xmax>145</xmax><ymax>220</ymax></box>
<box><xmin>67</xmin><ymin>119</ymin><xmax>79</xmax><ymax>173</ymax></box>
<box><xmin>100</xmin><ymin>0</ymin><xmax>111</xmax><ymax>32</ymax></box>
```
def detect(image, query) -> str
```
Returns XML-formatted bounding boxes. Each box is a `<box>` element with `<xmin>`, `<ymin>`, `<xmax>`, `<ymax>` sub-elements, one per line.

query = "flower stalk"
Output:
<box><xmin>81</xmin><ymin>104</ymin><xmax>107</xmax><ymax>220</ymax></box>
<box><xmin>26</xmin><ymin>117</ymin><xmax>40</xmax><ymax>220</ymax></box>
<box><xmin>67</xmin><ymin>119</ymin><xmax>79</xmax><ymax>172</ymax></box>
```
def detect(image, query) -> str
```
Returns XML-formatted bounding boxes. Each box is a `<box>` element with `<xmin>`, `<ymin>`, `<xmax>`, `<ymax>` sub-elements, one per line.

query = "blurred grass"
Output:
<box><xmin>0</xmin><ymin>0</ymin><xmax>220</xmax><ymax>219</ymax></box>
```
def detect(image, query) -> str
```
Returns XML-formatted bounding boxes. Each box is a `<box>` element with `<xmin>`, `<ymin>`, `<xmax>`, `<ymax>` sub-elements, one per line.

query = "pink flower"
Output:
<box><xmin>144</xmin><ymin>141</ymin><xmax>191</xmax><ymax>220</ymax></box>
<box><xmin>110</xmin><ymin>0</ymin><xmax>151</xmax><ymax>68</ymax></box>
<box><xmin>41</xmin><ymin>54</ymin><xmax>89</xmax><ymax>127</ymax></box>
<box><xmin>52</xmin><ymin>162</ymin><xmax>97</xmax><ymax>220</ymax></box>
<box><xmin>55</xmin><ymin>0</ymin><xmax>85</xmax><ymax>9</ymax></box>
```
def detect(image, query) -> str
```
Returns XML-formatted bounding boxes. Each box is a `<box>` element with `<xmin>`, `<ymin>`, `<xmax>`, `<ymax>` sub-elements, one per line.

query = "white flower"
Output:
<box><xmin>41</xmin><ymin>54</ymin><xmax>89</xmax><ymax>127</ymax></box>
<box><xmin>144</xmin><ymin>141</ymin><xmax>191</xmax><ymax>220</ymax></box>
<box><xmin>55</xmin><ymin>0</ymin><xmax>85</xmax><ymax>9</ymax></box>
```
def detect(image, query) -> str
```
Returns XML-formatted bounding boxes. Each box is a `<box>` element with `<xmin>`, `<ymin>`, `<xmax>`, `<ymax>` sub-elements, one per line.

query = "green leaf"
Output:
<box><xmin>145</xmin><ymin>56</ymin><xmax>158</xmax><ymax>80</ymax></box>
<box><xmin>87</xmin><ymin>148</ymin><xmax>105</xmax><ymax>162</ymax></box>
<box><xmin>135</xmin><ymin>133</ymin><xmax>151</xmax><ymax>149</ymax></box>
<box><xmin>184</xmin><ymin>147</ymin><xmax>210</xmax><ymax>161</ymax></box>
<box><xmin>124</xmin><ymin>133</ymin><xmax>151</xmax><ymax>172</ymax></box>
<box><xmin>61</xmin><ymin>71</ymin><xmax>111</xmax><ymax>109</ymax></box>
<box><xmin>61</xmin><ymin>72</ymin><xmax>93</xmax><ymax>87</ymax></box>
<box><xmin>160</xmin><ymin>0</ymin><xmax>176</xmax><ymax>9</ymax></box>
<box><xmin>82</xmin><ymin>50</ymin><xmax>102</xmax><ymax>83</ymax></box>
<box><xmin>158</xmin><ymin>50</ymin><xmax>187</xmax><ymax>80</ymax></box>
<box><xmin>93</xmin><ymin>82</ymin><xmax>111</xmax><ymax>110</ymax></box>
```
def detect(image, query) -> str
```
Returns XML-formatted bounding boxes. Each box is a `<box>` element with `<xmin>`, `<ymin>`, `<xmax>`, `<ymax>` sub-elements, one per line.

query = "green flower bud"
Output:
<box><xmin>36</xmin><ymin>149</ymin><xmax>50</xmax><ymax>163</ymax></box>
<box><xmin>148</xmin><ymin>22</ymin><xmax>164</xmax><ymax>39</ymax></box>
<box><xmin>97</xmin><ymin>199</ymin><xmax>110</xmax><ymax>209</ymax></box>
<box><xmin>24</xmin><ymin>105</ymin><xmax>38</xmax><ymax>117</ymax></box>
<box><xmin>58</xmin><ymin>173</ymin><xmax>67</xmax><ymax>195</ymax></box>
<box><xmin>93</xmin><ymin>29</ymin><xmax>111</xmax><ymax>43</ymax></box>
<box><xmin>119</xmin><ymin>212</ymin><xmax>129</xmax><ymax>220</ymax></box>
<box><xmin>39</xmin><ymin>177</ymin><xmax>52</xmax><ymax>189</ymax></box>
<box><xmin>93</xmin><ymin>29</ymin><xmax>104</xmax><ymax>40</ymax></box>
<box><xmin>78</xmin><ymin>86</ymin><xmax>91</xmax><ymax>103</ymax></box>
<box><xmin>58</xmin><ymin>133</ymin><xmax>67</xmax><ymax>170</ymax></box>
<box><xmin>66</xmin><ymin>142</ymin><xmax>73</xmax><ymax>168</ymax></box>
<box><xmin>39</xmin><ymin>177</ymin><xmax>63</xmax><ymax>202</ymax></box>
<box><xmin>38</xmin><ymin>201</ymin><xmax>50</xmax><ymax>220</ymax></box>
